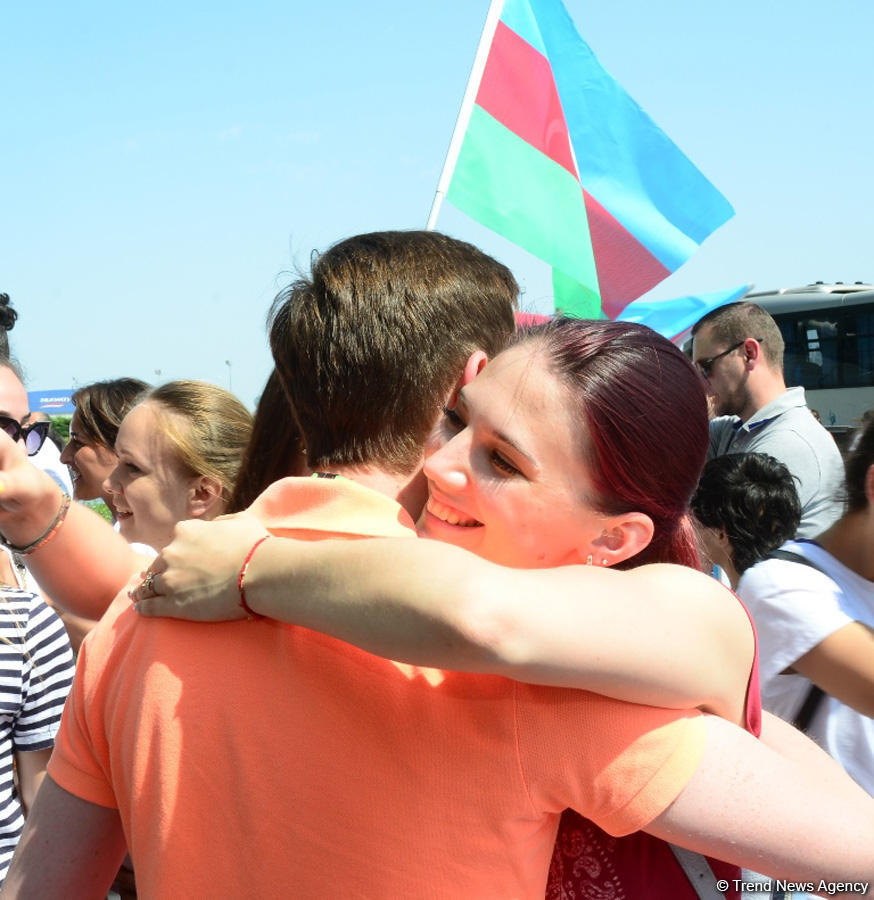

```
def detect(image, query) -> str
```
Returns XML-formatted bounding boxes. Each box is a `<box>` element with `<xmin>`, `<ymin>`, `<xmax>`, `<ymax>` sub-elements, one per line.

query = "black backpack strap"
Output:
<box><xmin>766</xmin><ymin>548</ymin><xmax>827</xmax><ymax>571</ymax></box>
<box><xmin>765</xmin><ymin>548</ymin><xmax>828</xmax><ymax>732</ymax></box>
<box><xmin>792</xmin><ymin>684</ymin><xmax>826</xmax><ymax>732</ymax></box>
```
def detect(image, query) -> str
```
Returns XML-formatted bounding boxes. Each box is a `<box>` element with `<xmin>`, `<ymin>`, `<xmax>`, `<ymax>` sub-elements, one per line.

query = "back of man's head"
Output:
<box><xmin>692</xmin><ymin>452</ymin><xmax>801</xmax><ymax>575</ymax></box>
<box><xmin>269</xmin><ymin>230</ymin><xmax>518</xmax><ymax>474</ymax></box>
<box><xmin>692</xmin><ymin>302</ymin><xmax>785</xmax><ymax>372</ymax></box>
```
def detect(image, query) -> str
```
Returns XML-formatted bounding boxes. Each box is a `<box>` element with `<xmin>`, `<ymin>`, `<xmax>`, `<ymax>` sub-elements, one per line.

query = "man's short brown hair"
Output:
<box><xmin>269</xmin><ymin>230</ymin><xmax>518</xmax><ymax>474</ymax></box>
<box><xmin>692</xmin><ymin>301</ymin><xmax>785</xmax><ymax>370</ymax></box>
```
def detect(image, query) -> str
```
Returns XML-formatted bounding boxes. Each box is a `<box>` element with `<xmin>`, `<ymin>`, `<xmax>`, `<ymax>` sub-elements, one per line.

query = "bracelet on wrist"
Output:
<box><xmin>0</xmin><ymin>492</ymin><xmax>72</xmax><ymax>556</ymax></box>
<box><xmin>238</xmin><ymin>534</ymin><xmax>271</xmax><ymax>620</ymax></box>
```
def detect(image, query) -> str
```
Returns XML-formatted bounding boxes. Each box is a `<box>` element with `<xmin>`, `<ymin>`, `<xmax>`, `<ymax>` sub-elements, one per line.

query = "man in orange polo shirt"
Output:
<box><xmin>7</xmin><ymin>232</ymin><xmax>872</xmax><ymax>898</ymax></box>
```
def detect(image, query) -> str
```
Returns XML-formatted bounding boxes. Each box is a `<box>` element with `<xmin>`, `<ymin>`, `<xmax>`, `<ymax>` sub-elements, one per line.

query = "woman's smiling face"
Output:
<box><xmin>419</xmin><ymin>342</ymin><xmax>609</xmax><ymax>569</ymax></box>
<box><xmin>60</xmin><ymin>411</ymin><xmax>118</xmax><ymax>504</ymax></box>
<box><xmin>104</xmin><ymin>402</ymin><xmax>198</xmax><ymax>550</ymax></box>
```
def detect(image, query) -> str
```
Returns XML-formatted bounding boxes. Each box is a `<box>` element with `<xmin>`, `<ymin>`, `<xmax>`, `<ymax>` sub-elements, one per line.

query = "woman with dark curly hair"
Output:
<box><xmin>691</xmin><ymin>452</ymin><xmax>802</xmax><ymax>587</ymax></box>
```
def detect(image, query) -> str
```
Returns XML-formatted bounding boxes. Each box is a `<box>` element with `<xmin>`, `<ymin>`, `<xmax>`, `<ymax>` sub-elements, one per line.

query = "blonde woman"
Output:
<box><xmin>103</xmin><ymin>381</ymin><xmax>252</xmax><ymax>553</ymax></box>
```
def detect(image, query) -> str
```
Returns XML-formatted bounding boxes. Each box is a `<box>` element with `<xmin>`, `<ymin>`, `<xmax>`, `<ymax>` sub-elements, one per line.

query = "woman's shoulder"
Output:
<box><xmin>622</xmin><ymin>564</ymin><xmax>750</xmax><ymax>636</ymax></box>
<box><xmin>632</xmin><ymin>562</ymin><xmax>739</xmax><ymax>606</ymax></box>
<box><xmin>632</xmin><ymin>564</ymin><xmax>756</xmax><ymax>714</ymax></box>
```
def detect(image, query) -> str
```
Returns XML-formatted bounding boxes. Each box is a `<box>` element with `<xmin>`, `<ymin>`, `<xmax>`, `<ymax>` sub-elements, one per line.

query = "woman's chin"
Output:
<box><xmin>115</xmin><ymin>513</ymin><xmax>138</xmax><ymax>541</ymax></box>
<box><xmin>72</xmin><ymin>485</ymin><xmax>97</xmax><ymax>502</ymax></box>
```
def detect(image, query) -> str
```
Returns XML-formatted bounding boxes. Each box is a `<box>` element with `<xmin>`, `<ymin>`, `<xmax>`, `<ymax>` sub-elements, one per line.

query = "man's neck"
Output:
<box><xmin>739</xmin><ymin>373</ymin><xmax>787</xmax><ymax>423</ymax></box>
<box><xmin>316</xmin><ymin>463</ymin><xmax>427</xmax><ymax>521</ymax></box>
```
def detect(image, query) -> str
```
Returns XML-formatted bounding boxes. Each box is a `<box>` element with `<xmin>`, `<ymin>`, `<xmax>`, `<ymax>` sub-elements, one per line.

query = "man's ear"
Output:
<box><xmin>446</xmin><ymin>351</ymin><xmax>489</xmax><ymax>409</ymax></box>
<box><xmin>188</xmin><ymin>475</ymin><xmax>225</xmax><ymax>520</ymax></box>
<box><xmin>587</xmin><ymin>512</ymin><xmax>655</xmax><ymax>567</ymax></box>
<box><xmin>744</xmin><ymin>337</ymin><xmax>762</xmax><ymax>368</ymax></box>
<box><xmin>461</xmin><ymin>350</ymin><xmax>488</xmax><ymax>388</ymax></box>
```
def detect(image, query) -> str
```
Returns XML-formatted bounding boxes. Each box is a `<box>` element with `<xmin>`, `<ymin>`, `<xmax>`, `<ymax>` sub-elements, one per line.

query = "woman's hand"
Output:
<box><xmin>132</xmin><ymin>513</ymin><xmax>270</xmax><ymax>621</ymax></box>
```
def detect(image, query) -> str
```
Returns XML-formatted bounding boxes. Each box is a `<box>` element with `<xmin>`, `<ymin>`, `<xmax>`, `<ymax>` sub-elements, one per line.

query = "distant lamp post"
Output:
<box><xmin>225</xmin><ymin>360</ymin><xmax>233</xmax><ymax>392</ymax></box>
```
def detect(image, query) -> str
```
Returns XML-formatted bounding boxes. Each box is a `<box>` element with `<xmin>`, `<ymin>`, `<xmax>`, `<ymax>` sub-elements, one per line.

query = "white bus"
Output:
<box><xmin>745</xmin><ymin>282</ymin><xmax>874</xmax><ymax>431</ymax></box>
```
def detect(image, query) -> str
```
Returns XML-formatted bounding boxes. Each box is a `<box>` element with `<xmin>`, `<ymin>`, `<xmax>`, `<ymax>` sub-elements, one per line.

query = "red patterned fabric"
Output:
<box><xmin>546</xmin><ymin>814</ymin><xmax>742</xmax><ymax>899</ymax></box>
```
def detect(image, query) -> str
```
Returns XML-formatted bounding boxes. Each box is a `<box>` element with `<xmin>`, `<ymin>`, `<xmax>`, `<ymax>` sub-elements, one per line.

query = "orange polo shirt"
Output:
<box><xmin>49</xmin><ymin>476</ymin><xmax>705</xmax><ymax>899</ymax></box>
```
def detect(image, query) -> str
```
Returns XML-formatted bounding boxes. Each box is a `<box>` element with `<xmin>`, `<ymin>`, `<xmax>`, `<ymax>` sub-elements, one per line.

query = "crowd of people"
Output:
<box><xmin>0</xmin><ymin>233</ymin><xmax>871</xmax><ymax>899</ymax></box>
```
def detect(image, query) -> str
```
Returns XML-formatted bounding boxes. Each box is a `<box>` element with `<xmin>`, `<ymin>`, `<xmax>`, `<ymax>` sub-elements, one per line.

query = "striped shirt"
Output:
<box><xmin>0</xmin><ymin>587</ymin><xmax>74</xmax><ymax>883</ymax></box>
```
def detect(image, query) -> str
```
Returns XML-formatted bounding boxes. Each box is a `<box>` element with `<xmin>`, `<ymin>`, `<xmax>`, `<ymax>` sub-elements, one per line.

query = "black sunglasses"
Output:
<box><xmin>695</xmin><ymin>338</ymin><xmax>763</xmax><ymax>378</ymax></box>
<box><xmin>0</xmin><ymin>415</ymin><xmax>50</xmax><ymax>456</ymax></box>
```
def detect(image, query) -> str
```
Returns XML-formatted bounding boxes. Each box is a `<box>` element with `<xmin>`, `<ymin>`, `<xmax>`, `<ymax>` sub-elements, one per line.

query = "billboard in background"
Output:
<box><xmin>28</xmin><ymin>390</ymin><xmax>74</xmax><ymax>414</ymax></box>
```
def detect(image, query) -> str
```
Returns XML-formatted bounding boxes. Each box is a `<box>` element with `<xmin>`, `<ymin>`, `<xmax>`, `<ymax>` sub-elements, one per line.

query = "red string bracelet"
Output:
<box><xmin>238</xmin><ymin>534</ymin><xmax>271</xmax><ymax>620</ymax></box>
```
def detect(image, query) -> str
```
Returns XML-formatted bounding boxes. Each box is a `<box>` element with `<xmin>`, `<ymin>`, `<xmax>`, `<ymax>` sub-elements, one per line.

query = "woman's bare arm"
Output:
<box><xmin>646</xmin><ymin>715</ymin><xmax>874</xmax><ymax>894</ymax></box>
<box><xmin>134</xmin><ymin>514</ymin><xmax>754</xmax><ymax>723</ymax></box>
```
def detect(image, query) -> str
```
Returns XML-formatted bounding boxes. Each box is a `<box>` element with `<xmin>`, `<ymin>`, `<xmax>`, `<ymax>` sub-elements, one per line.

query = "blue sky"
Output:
<box><xmin>3</xmin><ymin>0</ymin><xmax>873</xmax><ymax>407</ymax></box>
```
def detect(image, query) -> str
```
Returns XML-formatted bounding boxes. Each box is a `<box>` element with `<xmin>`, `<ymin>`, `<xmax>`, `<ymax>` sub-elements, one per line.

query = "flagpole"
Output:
<box><xmin>426</xmin><ymin>0</ymin><xmax>505</xmax><ymax>231</ymax></box>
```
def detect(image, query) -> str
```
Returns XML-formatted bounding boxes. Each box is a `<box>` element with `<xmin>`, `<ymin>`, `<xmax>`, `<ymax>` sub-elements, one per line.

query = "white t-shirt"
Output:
<box><xmin>738</xmin><ymin>539</ymin><xmax>874</xmax><ymax>795</ymax></box>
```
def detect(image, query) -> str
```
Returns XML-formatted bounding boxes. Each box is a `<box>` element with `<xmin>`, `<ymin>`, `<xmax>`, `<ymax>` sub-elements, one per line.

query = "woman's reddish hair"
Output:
<box><xmin>517</xmin><ymin>317</ymin><xmax>708</xmax><ymax>569</ymax></box>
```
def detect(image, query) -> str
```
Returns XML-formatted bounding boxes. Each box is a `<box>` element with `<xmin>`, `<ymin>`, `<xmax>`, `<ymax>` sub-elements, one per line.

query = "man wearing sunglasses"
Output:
<box><xmin>691</xmin><ymin>301</ymin><xmax>843</xmax><ymax>538</ymax></box>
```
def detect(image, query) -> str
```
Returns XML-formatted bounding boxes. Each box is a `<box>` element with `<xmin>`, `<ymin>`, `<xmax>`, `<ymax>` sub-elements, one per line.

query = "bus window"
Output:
<box><xmin>777</xmin><ymin>310</ymin><xmax>839</xmax><ymax>390</ymax></box>
<box><xmin>839</xmin><ymin>306</ymin><xmax>874</xmax><ymax>387</ymax></box>
<box><xmin>749</xmin><ymin>284</ymin><xmax>874</xmax><ymax>427</ymax></box>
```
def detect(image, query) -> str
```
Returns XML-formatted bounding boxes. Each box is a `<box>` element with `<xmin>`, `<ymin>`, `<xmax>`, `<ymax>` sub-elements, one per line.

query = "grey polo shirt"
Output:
<box><xmin>708</xmin><ymin>386</ymin><xmax>845</xmax><ymax>538</ymax></box>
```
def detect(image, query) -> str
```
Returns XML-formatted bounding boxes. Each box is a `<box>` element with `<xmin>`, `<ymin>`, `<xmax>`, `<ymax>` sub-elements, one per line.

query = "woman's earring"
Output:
<box><xmin>600</xmin><ymin>558</ymin><xmax>609</xmax><ymax>567</ymax></box>
<box><xmin>585</xmin><ymin>555</ymin><xmax>593</xmax><ymax>566</ymax></box>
